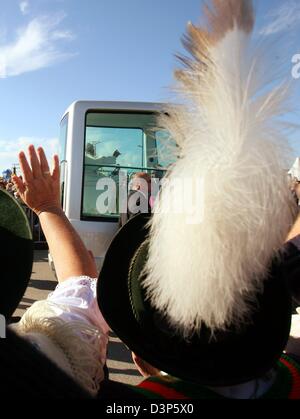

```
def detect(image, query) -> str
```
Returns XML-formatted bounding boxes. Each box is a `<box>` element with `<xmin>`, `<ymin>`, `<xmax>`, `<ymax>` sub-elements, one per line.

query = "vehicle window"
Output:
<box><xmin>85</xmin><ymin>126</ymin><xmax>143</xmax><ymax>169</ymax></box>
<box><xmin>154</xmin><ymin>130</ymin><xmax>178</xmax><ymax>169</ymax></box>
<box><xmin>59</xmin><ymin>114</ymin><xmax>68</xmax><ymax>162</ymax></box>
<box><xmin>82</xmin><ymin>111</ymin><xmax>174</xmax><ymax>220</ymax></box>
<box><xmin>59</xmin><ymin>114</ymin><xmax>68</xmax><ymax>208</ymax></box>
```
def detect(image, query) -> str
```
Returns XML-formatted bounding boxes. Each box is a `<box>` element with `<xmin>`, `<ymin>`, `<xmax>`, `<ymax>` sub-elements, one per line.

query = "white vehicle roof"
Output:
<box><xmin>61</xmin><ymin>100</ymin><xmax>166</xmax><ymax>121</ymax></box>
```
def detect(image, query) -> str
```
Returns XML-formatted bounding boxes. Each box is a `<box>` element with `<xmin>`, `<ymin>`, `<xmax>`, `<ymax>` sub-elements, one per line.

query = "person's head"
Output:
<box><xmin>97</xmin><ymin>0</ymin><xmax>297</xmax><ymax>388</ymax></box>
<box><xmin>130</xmin><ymin>173</ymin><xmax>152</xmax><ymax>193</ymax></box>
<box><xmin>98</xmin><ymin>212</ymin><xmax>294</xmax><ymax>387</ymax></box>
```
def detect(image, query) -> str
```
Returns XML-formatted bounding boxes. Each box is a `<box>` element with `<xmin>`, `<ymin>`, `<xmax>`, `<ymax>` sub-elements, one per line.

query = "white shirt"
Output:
<box><xmin>12</xmin><ymin>276</ymin><xmax>109</xmax><ymax>396</ymax></box>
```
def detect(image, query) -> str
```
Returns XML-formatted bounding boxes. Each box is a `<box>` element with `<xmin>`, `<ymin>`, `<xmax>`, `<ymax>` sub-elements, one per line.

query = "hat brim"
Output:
<box><xmin>98</xmin><ymin>214</ymin><xmax>292</xmax><ymax>387</ymax></box>
<box><xmin>0</xmin><ymin>189</ymin><xmax>33</xmax><ymax>319</ymax></box>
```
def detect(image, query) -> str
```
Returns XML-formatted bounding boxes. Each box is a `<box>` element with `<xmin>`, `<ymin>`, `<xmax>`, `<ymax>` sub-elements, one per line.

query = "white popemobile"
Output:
<box><xmin>50</xmin><ymin>100</ymin><xmax>176</xmax><ymax>272</ymax></box>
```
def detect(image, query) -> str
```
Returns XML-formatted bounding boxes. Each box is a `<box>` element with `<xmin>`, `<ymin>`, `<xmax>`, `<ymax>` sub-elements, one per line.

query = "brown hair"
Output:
<box><xmin>132</xmin><ymin>172</ymin><xmax>152</xmax><ymax>185</ymax></box>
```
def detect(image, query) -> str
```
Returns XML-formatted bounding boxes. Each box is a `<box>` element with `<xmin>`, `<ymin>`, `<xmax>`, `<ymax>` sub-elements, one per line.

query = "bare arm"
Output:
<box><xmin>12</xmin><ymin>145</ymin><xmax>97</xmax><ymax>282</ymax></box>
<box><xmin>38</xmin><ymin>209</ymin><xmax>97</xmax><ymax>281</ymax></box>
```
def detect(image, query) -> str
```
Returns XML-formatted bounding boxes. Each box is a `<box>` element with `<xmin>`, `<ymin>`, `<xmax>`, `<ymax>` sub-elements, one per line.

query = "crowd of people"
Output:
<box><xmin>1</xmin><ymin>0</ymin><xmax>300</xmax><ymax>401</ymax></box>
<box><xmin>0</xmin><ymin>177</ymin><xmax>21</xmax><ymax>201</ymax></box>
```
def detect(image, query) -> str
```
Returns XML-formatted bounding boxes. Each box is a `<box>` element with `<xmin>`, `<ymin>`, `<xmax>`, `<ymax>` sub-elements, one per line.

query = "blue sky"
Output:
<box><xmin>0</xmin><ymin>0</ymin><xmax>300</xmax><ymax>172</ymax></box>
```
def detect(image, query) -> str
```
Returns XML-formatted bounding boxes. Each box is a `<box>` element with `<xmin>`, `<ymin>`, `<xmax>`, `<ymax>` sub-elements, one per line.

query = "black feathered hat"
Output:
<box><xmin>0</xmin><ymin>189</ymin><xmax>33</xmax><ymax>320</ymax></box>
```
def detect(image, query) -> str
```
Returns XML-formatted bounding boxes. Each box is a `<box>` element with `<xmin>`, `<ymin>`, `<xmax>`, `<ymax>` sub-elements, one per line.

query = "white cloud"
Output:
<box><xmin>260</xmin><ymin>1</ymin><xmax>300</xmax><ymax>36</ymax></box>
<box><xmin>0</xmin><ymin>14</ymin><xmax>76</xmax><ymax>78</ymax></box>
<box><xmin>19</xmin><ymin>1</ymin><xmax>29</xmax><ymax>15</ymax></box>
<box><xmin>0</xmin><ymin>137</ymin><xmax>59</xmax><ymax>172</ymax></box>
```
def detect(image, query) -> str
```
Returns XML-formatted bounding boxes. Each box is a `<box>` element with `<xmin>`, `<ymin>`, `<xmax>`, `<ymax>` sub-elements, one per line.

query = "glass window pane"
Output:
<box><xmin>152</xmin><ymin>130</ymin><xmax>178</xmax><ymax>169</ymax></box>
<box><xmin>59</xmin><ymin>114</ymin><xmax>68</xmax><ymax>162</ymax></box>
<box><xmin>82</xmin><ymin>111</ymin><xmax>173</xmax><ymax>220</ymax></box>
<box><xmin>85</xmin><ymin>127</ymin><xmax>143</xmax><ymax>168</ymax></box>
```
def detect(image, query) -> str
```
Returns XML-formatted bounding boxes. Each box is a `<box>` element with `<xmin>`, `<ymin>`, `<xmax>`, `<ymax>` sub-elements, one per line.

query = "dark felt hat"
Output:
<box><xmin>97</xmin><ymin>213</ymin><xmax>292</xmax><ymax>387</ymax></box>
<box><xmin>0</xmin><ymin>189</ymin><xmax>33</xmax><ymax>320</ymax></box>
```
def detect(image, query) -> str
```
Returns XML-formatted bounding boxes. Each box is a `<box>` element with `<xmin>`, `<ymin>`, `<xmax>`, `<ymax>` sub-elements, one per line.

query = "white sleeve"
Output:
<box><xmin>47</xmin><ymin>276</ymin><xmax>110</xmax><ymax>335</ymax></box>
<box><xmin>13</xmin><ymin>276</ymin><xmax>110</xmax><ymax>396</ymax></box>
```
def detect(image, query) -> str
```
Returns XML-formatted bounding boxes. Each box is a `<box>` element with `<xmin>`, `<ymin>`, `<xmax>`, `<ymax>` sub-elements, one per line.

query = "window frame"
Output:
<box><xmin>59</xmin><ymin>113</ymin><xmax>69</xmax><ymax>210</ymax></box>
<box><xmin>80</xmin><ymin>109</ymin><xmax>158</xmax><ymax>222</ymax></box>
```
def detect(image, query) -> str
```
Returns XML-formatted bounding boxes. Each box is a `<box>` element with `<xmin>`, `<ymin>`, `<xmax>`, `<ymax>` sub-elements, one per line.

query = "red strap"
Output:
<box><xmin>280</xmin><ymin>358</ymin><xmax>300</xmax><ymax>400</ymax></box>
<box><xmin>138</xmin><ymin>380</ymin><xmax>189</xmax><ymax>399</ymax></box>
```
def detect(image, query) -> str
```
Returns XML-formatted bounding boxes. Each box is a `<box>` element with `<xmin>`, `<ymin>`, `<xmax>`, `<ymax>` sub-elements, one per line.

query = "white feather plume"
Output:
<box><xmin>143</xmin><ymin>0</ymin><xmax>297</xmax><ymax>335</ymax></box>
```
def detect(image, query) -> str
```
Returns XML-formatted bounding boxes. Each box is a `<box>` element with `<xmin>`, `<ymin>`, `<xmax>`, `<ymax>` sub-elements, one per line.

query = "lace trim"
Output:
<box><xmin>53</xmin><ymin>276</ymin><xmax>97</xmax><ymax>292</ymax></box>
<box><xmin>15</xmin><ymin>300</ymin><xmax>107</xmax><ymax>396</ymax></box>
